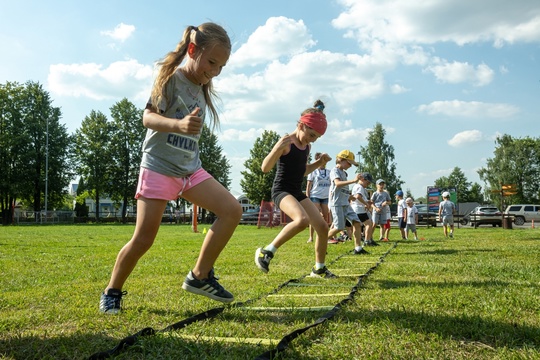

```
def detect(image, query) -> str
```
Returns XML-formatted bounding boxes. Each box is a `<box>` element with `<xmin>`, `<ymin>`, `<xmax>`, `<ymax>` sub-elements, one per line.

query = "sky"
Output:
<box><xmin>1</xmin><ymin>0</ymin><xmax>539</xmax><ymax>200</ymax></box>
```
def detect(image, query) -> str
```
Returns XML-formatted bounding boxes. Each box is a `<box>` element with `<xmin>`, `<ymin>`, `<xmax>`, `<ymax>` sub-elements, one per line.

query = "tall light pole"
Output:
<box><xmin>44</xmin><ymin>116</ymin><xmax>49</xmax><ymax>222</ymax></box>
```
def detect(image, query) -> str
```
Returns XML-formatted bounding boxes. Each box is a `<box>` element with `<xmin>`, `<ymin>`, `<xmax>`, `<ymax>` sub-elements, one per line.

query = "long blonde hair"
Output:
<box><xmin>150</xmin><ymin>22</ymin><xmax>231</xmax><ymax>128</ymax></box>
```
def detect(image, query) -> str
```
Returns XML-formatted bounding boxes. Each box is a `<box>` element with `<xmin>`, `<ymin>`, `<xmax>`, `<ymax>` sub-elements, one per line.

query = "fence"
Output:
<box><xmin>13</xmin><ymin>211</ymin><xmax>75</xmax><ymax>225</ymax></box>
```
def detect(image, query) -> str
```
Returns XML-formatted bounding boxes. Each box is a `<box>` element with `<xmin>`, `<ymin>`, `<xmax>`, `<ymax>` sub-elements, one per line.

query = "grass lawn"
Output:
<box><xmin>0</xmin><ymin>224</ymin><xmax>539</xmax><ymax>359</ymax></box>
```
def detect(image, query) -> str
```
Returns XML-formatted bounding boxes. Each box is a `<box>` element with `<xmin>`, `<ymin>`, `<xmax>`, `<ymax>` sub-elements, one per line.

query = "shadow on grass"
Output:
<box><xmin>0</xmin><ymin>331</ymin><xmax>308</xmax><ymax>360</ymax></box>
<box><xmin>343</xmin><ymin>307</ymin><xmax>540</xmax><ymax>349</ymax></box>
<box><xmin>0</xmin><ymin>333</ymin><xmax>117</xmax><ymax>360</ymax></box>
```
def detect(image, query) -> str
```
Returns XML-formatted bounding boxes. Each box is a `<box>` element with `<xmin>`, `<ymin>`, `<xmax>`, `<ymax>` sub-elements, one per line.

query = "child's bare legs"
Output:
<box><xmin>183</xmin><ymin>178</ymin><xmax>242</xmax><ymax>279</ymax></box>
<box><xmin>352</xmin><ymin>221</ymin><xmax>363</xmax><ymax>248</ymax></box>
<box><xmin>300</xmin><ymin>198</ymin><xmax>329</xmax><ymax>264</ymax></box>
<box><xmin>363</xmin><ymin>219</ymin><xmax>373</xmax><ymax>242</ymax></box>
<box><xmin>269</xmin><ymin>195</ymin><xmax>311</xmax><ymax>249</ymax></box>
<box><xmin>105</xmin><ymin>196</ymin><xmax>168</xmax><ymax>292</ymax></box>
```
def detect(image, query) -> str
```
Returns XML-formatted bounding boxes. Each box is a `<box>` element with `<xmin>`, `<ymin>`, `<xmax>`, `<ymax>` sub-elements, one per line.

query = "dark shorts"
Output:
<box><xmin>273</xmin><ymin>190</ymin><xmax>308</xmax><ymax>209</ymax></box>
<box><xmin>398</xmin><ymin>217</ymin><xmax>407</xmax><ymax>229</ymax></box>
<box><xmin>357</xmin><ymin>213</ymin><xmax>370</xmax><ymax>223</ymax></box>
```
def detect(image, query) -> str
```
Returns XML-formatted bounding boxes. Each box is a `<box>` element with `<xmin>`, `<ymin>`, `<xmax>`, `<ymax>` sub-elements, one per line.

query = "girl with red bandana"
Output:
<box><xmin>254</xmin><ymin>100</ymin><xmax>337</xmax><ymax>278</ymax></box>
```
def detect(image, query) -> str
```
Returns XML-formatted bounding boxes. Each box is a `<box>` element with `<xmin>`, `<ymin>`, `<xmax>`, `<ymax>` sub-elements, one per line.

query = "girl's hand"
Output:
<box><xmin>320</xmin><ymin>153</ymin><xmax>332</xmax><ymax>163</ymax></box>
<box><xmin>274</xmin><ymin>134</ymin><xmax>292</xmax><ymax>152</ymax></box>
<box><xmin>178</xmin><ymin>108</ymin><xmax>202</xmax><ymax>135</ymax></box>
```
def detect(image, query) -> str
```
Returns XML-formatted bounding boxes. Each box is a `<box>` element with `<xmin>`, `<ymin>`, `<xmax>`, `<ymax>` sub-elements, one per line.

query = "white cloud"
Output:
<box><xmin>448</xmin><ymin>130</ymin><xmax>483</xmax><ymax>147</ymax></box>
<box><xmin>100</xmin><ymin>23</ymin><xmax>135</xmax><ymax>42</ymax></box>
<box><xmin>417</xmin><ymin>100</ymin><xmax>519</xmax><ymax>118</ymax></box>
<box><xmin>426</xmin><ymin>61</ymin><xmax>494</xmax><ymax>87</ymax></box>
<box><xmin>332</xmin><ymin>0</ymin><xmax>540</xmax><ymax>48</ymax></box>
<box><xmin>390</xmin><ymin>83</ymin><xmax>410</xmax><ymax>94</ymax></box>
<box><xmin>47</xmin><ymin>59</ymin><xmax>153</xmax><ymax>100</ymax></box>
<box><xmin>230</xmin><ymin>17</ymin><xmax>316</xmax><ymax>68</ymax></box>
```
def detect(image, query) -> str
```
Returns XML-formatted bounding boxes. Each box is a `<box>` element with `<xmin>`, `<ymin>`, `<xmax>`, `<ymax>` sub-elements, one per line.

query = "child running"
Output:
<box><xmin>99</xmin><ymin>23</ymin><xmax>241</xmax><ymax>314</ymax></box>
<box><xmin>255</xmin><ymin>100</ymin><xmax>337</xmax><ymax>278</ymax></box>
<box><xmin>328</xmin><ymin>151</ymin><xmax>369</xmax><ymax>255</ymax></box>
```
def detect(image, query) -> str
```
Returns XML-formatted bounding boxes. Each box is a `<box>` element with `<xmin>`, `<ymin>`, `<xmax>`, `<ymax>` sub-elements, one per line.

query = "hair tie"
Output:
<box><xmin>315</xmin><ymin>104</ymin><xmax>325</xmax><ymax>111</ymax></box>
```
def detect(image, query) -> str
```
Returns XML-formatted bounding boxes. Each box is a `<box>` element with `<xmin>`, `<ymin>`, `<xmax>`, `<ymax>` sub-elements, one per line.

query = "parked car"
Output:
<box><xmin>240</xmin><ymin>207</ymin><xmax>260</xmax><ymax>224</ymax></box>
<box><xmin>462</xmin><ymin>206</ymin><xmax>502</xmax><ymax>227</ymax></box>
<box><xmin>504</xmin><ymin>204</ymin><xmax>540</xmax><ymax>226</ymax></box>
<box><xmin>413</xmin><ymin>204</ymin><xmax>438</xmax><ymax>227</ymax></box>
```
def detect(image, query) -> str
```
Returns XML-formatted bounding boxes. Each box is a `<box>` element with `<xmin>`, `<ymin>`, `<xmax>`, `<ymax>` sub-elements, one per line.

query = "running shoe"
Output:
<box><xmin>99</xmin><ymin>288</ymin><xmax>127</xmax><ymax>314</ymax></box>
<box><xmin>353</xmin><ymin>248</ymin><xmax>370</xmax><ymax>255</ymax></box>
<box><xmin>182</xmin><ymin>269</ymin><xmax>234</xmax><ymax>303</ymax></box>
<box><xmin>364</xmin><ymin>239</ymin><xmax>380</xmax><ymax>246</ymax></box>
<box><xmin>328</xmin><ymin>238</ymin><xmax>340</xmax><ymax>244</ymax></box>
<box><xmin>310</xmin><ymin>266</ymin><xmax>337</xmax><ymax>278</ymax></box>
<box><xmin>255</xmin><ymin>248</ymin><xmax>274</xmax><ymax>273</ymax></box>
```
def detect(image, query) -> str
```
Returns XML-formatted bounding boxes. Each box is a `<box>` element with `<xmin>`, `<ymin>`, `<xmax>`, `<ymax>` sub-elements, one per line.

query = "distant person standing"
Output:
<box><xmin>439</xmin><ymin>191</ymin><xmax>456</xmax><ymax>238</ymax></box>
<box><xmin>405</xmin><ymin>197</ymin><xmax>419</xmax><ymax>240</ymax></box>
<box><xmin>350</xmin><ymin>173</ymin><xmax>376</xmax><ymax>246</ymax></box>
<box><xmin>371</xmin><ymin>179</ymin><xmax>392</xmax><ymax>242</ymax></box>
<box><xmin>395</xmin><ymin>190</ymin><xmax>407</xmax><ymax>240</ymax></box>
<box><xmin>305</xmin><ymin>152</ymin><xmax>331</xmax><ymax>243</ymax></box>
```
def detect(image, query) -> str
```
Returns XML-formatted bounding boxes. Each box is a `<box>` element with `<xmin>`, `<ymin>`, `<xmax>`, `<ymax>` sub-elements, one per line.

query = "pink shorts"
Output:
<box><xmin>135</xmin><ymin>167</ymin><xmax>212</xmax><ymax>200</ymax></box>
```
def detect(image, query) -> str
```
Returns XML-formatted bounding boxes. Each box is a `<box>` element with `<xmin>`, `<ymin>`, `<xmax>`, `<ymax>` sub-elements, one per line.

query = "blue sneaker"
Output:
<box><xmin>99</xmin><ymin>288</ymin><xmax>127</xmax><ymax>314</ymax></box>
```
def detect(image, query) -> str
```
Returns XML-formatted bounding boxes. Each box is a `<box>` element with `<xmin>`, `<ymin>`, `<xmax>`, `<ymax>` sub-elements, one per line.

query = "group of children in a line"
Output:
<box><xmin>98</xmin><ymin>22</ymin><xmax>456</xmax><ymax>315</ymax></box>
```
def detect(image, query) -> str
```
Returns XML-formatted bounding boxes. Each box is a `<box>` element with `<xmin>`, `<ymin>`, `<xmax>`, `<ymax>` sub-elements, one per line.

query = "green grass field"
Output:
<box><xmin>1</xmin><ymin>224</ymin><xmax>539</xmax><ymax>359</ymax></box>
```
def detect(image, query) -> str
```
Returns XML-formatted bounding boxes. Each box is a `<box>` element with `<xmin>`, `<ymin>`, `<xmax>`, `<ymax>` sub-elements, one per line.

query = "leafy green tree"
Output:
<box><xmin>357</xmin><ymin>122</ymin><xmax>403</xmax><ymax>197</ymax></box>
<box><xmin>240</xmin><ymin>130</ymin><xmax>280</xmax><ymax>205</ymax></box>
<box><xmin>73</xmin><ymin>110</ymin><xmax>113</xmax><ymax>221</ymax></box>
<box><xmin>0</xmin><ymin>82</ymin><xmax>25</xmax><ymax>224</ymax></box>
<box><xmin>109</xmin><ymin>99</ymin><xmax>144</xmax><ymax>223</ymax></box>
<box><xmin>0</xmin><ymin>81</ymin><xmax>72</xmax><ymax>224</ymax></box>
<box><xmin>21</xmin><ymin>82</ymin><xmax>73</xmax><ymax>212</ymax></box>
<box><xmin>434</xmin><ymin>167</ymin><xmax>483</xmax><ymax>203</ymax></box>
<box><xmin>478</xmin><ymin>135</ymin><xmax>540</xmax><ymax>207</ymax></box>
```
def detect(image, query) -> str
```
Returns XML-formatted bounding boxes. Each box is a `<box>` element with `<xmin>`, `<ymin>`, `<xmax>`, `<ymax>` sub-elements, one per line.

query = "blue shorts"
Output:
<box><xmin>310</xmin><ymin>197</ymin><xmax>329</xmax><ymax>205</ymax></box>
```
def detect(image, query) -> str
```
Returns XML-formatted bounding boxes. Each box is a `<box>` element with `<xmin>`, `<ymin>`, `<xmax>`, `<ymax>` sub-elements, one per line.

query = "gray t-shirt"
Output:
<box><xmin>329</xmin><ymin>167</ymin><xmax>351</xmax><ymax>206</ymax></box>
<box><xmin>439</xmin><ymin>200</ymin><xmax>455</xmax><ymax>217</ymax></box>
<box><xmin>140</xmin><ymin>70</ymin><xmax>206</xmax><ymax>177</ymax></box>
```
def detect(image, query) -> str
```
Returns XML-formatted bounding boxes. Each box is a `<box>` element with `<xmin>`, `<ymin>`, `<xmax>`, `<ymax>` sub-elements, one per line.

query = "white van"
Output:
<box><xmin>504</xmin><ymin>204</ymin><xmax>540</xmax><ymax>226</ymax></box>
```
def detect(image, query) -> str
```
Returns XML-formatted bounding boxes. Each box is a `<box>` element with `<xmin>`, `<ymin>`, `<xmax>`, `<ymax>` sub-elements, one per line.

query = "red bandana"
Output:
<box><xmin>300</xmin><ymin>112</ymin><xmax>327</xmax><ymax>136</ymax></box>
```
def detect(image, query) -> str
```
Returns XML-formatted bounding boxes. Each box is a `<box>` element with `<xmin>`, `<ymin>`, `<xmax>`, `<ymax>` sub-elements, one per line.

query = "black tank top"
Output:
<box><xmin>272</xmin><ymin>143</ymin><xmax>309</xmax><ymax>196</ymax></box>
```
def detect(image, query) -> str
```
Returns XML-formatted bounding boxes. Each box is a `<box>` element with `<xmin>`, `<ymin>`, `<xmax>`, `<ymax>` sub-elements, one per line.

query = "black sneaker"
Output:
<box><xmin>364</xmin><ymin>239</ymin><xmax>380</xmax><ymax>246</ymax></box>
<box><xmin>182</xmin><ymin>269</ymin><xmax>234</xmax><ymax>303</ymax></box>
<box><xmin>255</xmin><ymin>248</ymin><xmax>274</xmax><ymax>273</ymax></box>
<box><xmin>353</xmin><ymin>248</ymin><xmax>370</xmax><ymax>255</ymax></box>
<box><xmin>99</xmin><ymin>288</ymin><xmax>127</xmax><ymax>314</ymax></box>
<box><xmin>310</xmin><ymin>266</ymin><xmax>337</xmax><ymax>278</ymax></box>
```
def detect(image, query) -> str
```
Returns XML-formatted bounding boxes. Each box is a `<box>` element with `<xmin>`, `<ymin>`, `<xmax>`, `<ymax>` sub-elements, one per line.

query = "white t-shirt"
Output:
<box><xmin>351</xmin><ymin>183</ymin><xmax>369</xmax><ymax>214</ymax></box>
<box><xmin>306</xmin><ymin>168</ymin><xmax>331</xmax><ymax>199</ymax></box>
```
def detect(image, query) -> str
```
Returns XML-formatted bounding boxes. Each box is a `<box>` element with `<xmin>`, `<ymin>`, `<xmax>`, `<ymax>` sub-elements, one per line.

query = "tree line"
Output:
<box><xmin>2</xmin><ymin>81</ymin><xmax>538</xmax><ymax>225</ymax></box>
<box><xmin>239</xmin><ymin>123</ymin><xmax>540</xmax><ymax>210</ymax></box>
<box><xmin>0</xmin><ymin>81</ymin><xmax>231</xmax><ymax>225</ymax></box>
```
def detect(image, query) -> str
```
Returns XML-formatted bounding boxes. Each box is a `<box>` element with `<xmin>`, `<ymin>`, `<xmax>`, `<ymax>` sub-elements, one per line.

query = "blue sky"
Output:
<box><xmin>2</xmin><ymin>0</ymin><xmax>539</xmax><ymax>199</ymax></box>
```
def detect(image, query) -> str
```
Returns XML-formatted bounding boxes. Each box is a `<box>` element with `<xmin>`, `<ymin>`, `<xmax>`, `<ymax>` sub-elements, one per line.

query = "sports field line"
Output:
<box><xmin>171</xmin><ymin>333</ymin><xmax>279</xmax><ymax>345</ymax></box>
<box><xmin>286</xmin><ymin>282</ymin><xmax>352</xmax><ymax>287</ymax></box>
<box><xmin>268</xmin><ymin>293</ymin><xmax>350</xmax><ymax>297</ymax></box>
<box><xmin>240</xmin><ymin>306</ymin><xmax>335</xmax><ymax>312</ymax></box>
